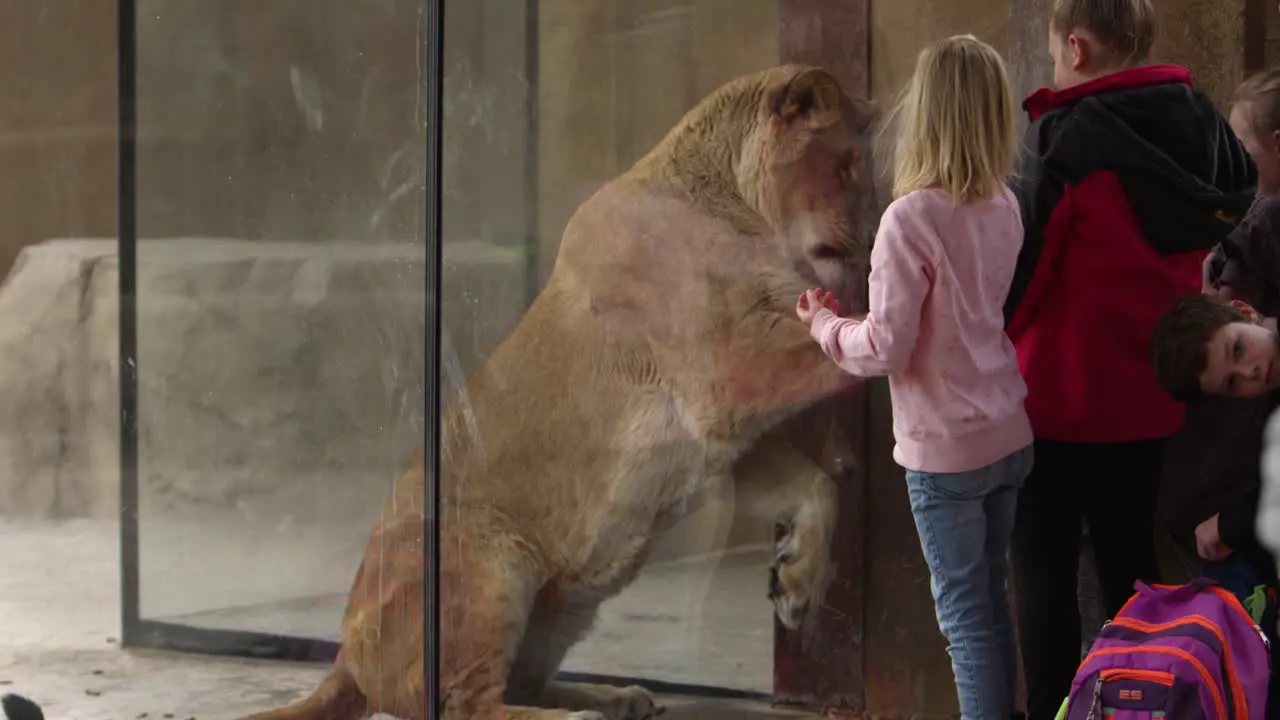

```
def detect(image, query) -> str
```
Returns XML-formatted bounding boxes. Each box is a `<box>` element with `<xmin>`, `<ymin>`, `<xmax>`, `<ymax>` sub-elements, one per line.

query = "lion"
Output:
<box><xmin>238</xmin><ymin>63</ymin><xmax>877</xmax><ymax>720</ymax></box>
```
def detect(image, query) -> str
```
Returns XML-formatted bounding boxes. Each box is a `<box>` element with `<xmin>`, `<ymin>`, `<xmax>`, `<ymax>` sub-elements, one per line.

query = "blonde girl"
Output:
<box><xmin>795</xmin><ymin>35</ymin><xmax>1032</xmax><ymax>720</ymax></box>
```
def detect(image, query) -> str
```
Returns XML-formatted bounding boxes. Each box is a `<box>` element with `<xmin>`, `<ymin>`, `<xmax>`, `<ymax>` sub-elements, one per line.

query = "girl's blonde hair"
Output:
<box><xmin>1237</xmin><ymin>68</ymin><xmax>1280</xmax><ymax>139</ymax></box>
<box><xmin>890</xmin><ymin>34</ymin><xmax>1017</xmax><ymax>203</ymax></box>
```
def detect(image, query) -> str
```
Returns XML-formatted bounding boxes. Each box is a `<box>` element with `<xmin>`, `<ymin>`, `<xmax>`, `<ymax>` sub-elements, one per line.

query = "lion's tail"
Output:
<box><xmin>236</xmin><ymin>667</ymin><xmax>368</xmax><ymax>720</ymax></box>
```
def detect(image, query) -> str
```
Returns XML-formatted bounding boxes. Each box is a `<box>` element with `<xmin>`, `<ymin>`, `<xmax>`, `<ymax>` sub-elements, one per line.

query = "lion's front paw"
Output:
<box><xmin>598</xmin><ymin>685</ymin><xmax>661</xmax><ymax>720</ymax></box>
<box><xmin>567</xmin><ymin>713</ymin><xmax>608</xmax><ymax>720</ymax></box>
<box><xmin>545</xmin><ymin>682</ymin><xmax>663</xmax><ymax>720</ymax></box>
<box><xmin>769</xmin><ymin>522</ymin><xmax>832</xmax><ymax>630</ymax></box>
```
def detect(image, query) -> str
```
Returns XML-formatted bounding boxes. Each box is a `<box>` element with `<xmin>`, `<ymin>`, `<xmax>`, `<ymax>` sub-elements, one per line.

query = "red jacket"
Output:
<box><xmin>1005</xmin><ymin>65</ymin><xmax>1256</xmax><ymax>442</ymax></box>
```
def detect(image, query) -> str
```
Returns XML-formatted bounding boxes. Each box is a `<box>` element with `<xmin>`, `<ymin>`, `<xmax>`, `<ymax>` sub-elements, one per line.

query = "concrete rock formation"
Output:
<box><xmin>0</xmin><ymin>238</ymin><xmax>428</xmax><ymax>524</ymax></box>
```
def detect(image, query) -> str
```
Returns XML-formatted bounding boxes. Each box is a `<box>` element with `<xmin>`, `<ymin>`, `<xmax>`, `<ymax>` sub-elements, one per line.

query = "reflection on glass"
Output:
<box><xmin>434</xmin><ymin>0</ymin><xmax>867</xmax><ymax>709</ymax></box>
<box><xmin>133</xmin><ymin>1</ymin><xmax>425</xmax><ymax>643</ymax></box>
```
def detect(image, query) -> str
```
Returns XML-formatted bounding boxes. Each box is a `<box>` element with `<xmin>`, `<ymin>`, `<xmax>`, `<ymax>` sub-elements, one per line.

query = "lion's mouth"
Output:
<box><xmin>808</xmin><ymin>244</ymin><xmax>846</xmax><ymax>261</ymax></box>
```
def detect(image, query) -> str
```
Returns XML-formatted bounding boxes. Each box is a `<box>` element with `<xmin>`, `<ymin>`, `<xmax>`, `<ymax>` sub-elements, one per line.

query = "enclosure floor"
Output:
<box><xmin>0</xmin><ymin>519</ymin><xmax>803</xmax><ymax>719</ymax></box>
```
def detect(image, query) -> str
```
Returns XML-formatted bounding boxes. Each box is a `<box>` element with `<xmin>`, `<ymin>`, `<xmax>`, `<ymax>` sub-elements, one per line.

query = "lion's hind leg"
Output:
<box><xmin>427</xmin><ymin>519</ymin><xmax>589</xmax><ymax>720</ymax></box>
<box><xmin>503</xmin><ymin>598</ymin><xmax>663</xmax><ymax>720</ymax></box>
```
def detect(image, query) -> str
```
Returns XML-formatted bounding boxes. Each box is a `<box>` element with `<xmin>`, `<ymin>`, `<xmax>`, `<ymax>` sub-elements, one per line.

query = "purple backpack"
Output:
<box><xmin>1059</xmin><ymin>579</ymin><xmax>1271</xmax><ymax>720</ymax></box>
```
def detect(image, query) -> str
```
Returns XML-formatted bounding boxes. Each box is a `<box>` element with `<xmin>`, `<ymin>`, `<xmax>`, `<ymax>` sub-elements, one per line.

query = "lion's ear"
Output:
<box><xmin>770</xmin><ymin>67</ymin><xmax>876</xmax><ymax>131</ymax></box>
<box><xmin>769</xmin><ymin>68</ymin><xmax>831</xmax><ymax>124</ymax></box>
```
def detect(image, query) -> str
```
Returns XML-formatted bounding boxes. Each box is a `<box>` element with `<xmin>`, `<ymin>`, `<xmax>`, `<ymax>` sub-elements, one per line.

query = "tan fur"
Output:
<box><xmin>236</xmin><ymin>64</ymin><xmax>877</xmax><ymax>720</ymax></box>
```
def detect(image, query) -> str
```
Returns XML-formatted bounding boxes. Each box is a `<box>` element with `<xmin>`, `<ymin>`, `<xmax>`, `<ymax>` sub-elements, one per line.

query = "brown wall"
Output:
<box><xmin>1269</xmin><ymin>0</ymin><xmax>1280</xmax><ymax>66</ymax></box>
<box><xmin>1155</xmin><ymin>0</ymin><xmax>1250</xmax><ymax>108</ymax></box>
<box><xmin>0</xmin><ymin>1</ymin><xmax>428</xmax><ymax>279</ymax></box>
<box><xmin>0</xmin><ymin>1</ymin><xmax>116</xmax><ymax>281</ymax></box>
<box><xmin>134</xmin><ymin>0</ymin><xmax>423</xmax><ymax>243</ymax></box>
<box><xmin>535</xmin><ymin>0</ymin><xmax>781</xmax><ymax>282</ymax></box>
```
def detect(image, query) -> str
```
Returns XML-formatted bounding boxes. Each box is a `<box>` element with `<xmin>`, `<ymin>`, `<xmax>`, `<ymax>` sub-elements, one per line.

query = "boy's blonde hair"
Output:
<box><xmin>1051</xmin><ymin>0</ymin><xmax>1156</xmax><ymax>66</ymax></box>
<box><xmin>891</xmin><ymin>34</ymin><xmax>1016</xmax><ymax>204</ymax></box>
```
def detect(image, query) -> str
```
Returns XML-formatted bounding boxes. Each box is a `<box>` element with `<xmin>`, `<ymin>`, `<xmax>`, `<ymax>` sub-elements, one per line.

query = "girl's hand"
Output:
<box><xmin>795</xmin><ymin>288</ymin><xmax>841</xmax><ymax>325</ymax></box>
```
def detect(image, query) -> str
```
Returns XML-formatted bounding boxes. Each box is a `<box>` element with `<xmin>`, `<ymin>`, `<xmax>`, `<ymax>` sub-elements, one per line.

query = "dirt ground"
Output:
<box><xmin>0</xmin><ymin>518</ymin><xmax>815</xmax><ymax>720</ymax></box>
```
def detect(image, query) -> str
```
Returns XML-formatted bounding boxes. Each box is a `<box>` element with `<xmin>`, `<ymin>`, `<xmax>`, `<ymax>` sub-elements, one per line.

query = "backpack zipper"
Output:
<box><xmin>1079</xmin><ymin>646</ymin><xmax>1226</xmax><ymax>720</ymax></box>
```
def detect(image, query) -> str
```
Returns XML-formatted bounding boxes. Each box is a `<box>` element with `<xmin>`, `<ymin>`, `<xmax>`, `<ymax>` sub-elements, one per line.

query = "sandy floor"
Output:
<box><xmin>0</xmin><ymin>518</ymin><xmax>807</xmax><ymax>720</ymax></box>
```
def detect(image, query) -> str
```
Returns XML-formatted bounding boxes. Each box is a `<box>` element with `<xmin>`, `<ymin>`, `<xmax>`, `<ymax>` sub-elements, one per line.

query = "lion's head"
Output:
<box><xmin>632</xmin><ymin>64</ymin><xmax>879</xmax><ymax>304</ymax></box>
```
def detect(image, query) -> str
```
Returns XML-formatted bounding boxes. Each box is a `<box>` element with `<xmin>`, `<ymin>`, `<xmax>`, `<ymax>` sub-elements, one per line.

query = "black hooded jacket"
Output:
<box><xmin>1005</xmin><ymin>64</ymin><xmax>1256</xmax><ymax>444</ymax></box>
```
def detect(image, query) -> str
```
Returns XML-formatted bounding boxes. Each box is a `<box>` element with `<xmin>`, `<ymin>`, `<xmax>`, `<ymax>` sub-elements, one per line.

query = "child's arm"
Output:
<box><xmin>1218</xmin><ymin>484</ymin><xmax>1262</xmax><ymax>554</ymax></box>
<box><xmin>808</xmin><ymin>207</ymin><xmax>930</xmax><ymax>377</ymax></box>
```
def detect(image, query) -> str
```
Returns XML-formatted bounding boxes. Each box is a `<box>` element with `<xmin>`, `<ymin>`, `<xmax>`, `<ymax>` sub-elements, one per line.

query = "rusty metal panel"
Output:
<box><xmin>862</xmin><ymin>380</ymin><xmax>958</xmax><ymax>719</ymax></box>
<box><xmin>773</xmin><ymin>0</ymin><xmax>871</xmax><ymax>712</ymax></box>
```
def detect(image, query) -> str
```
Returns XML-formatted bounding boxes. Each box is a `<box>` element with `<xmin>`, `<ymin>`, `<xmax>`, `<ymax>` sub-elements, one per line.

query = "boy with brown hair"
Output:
<box><xmin>1004</xmin><ymin>0</ymin><xmax>1257</xmax><ymax>717</ymax></box>
<box><xmin>1149</xmin><ymin>292</ymin><xmax>1280</xmax><ymax>715</ymax></box>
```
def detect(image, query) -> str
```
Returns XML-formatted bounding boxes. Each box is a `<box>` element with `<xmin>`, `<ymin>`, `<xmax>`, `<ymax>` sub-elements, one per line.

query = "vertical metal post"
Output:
<box><xmin>774</xmin><ymin>0</ymin><xmax>871</xmax><ymax>711</ymax></box>
<box><xmin>117</xmin><ymin>0</ymin><xmax>141</xmax><ymax>647</ymax></box>
<box><xmin>1244</xmin><ymin>0</ymin><xmax>1269</xmax><ymax>75</ymax></box>
<box><xmin>522</xmin><ymin>0</ymin><xmax>541</xmax><ymax>304</ymax></box>
<box><xmin>423</xmin><ymin>0</ymin><xmax>445</xmax><ymax>717</ymax></box>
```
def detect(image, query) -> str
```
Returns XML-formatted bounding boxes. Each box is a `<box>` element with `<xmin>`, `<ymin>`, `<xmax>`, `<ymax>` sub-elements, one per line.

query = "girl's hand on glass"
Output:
<box><xmin>795</xmin><ymin>287</ymin><xmax>840</xmax><ymax>325</ymax></box>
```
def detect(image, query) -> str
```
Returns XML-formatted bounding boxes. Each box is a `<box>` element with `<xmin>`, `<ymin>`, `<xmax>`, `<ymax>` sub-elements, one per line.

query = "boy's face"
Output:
<box><xmin>1230</xmin><ymin>102</ymin><xmax>1280</xmax><ymax>197</ymax></box>
<box><xmin>1199</xmin><ymin>318</ymin><xmax>1280</xmax><ymax>398</ymax></box>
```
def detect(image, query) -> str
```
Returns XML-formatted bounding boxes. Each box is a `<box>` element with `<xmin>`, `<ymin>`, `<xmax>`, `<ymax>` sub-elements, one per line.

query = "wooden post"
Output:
<box><xmin>1245</xmin><ymin>0</ymin><xmax>1268</xmax><ymax>75</ymax></box>
<box><xmin>773</xmin><ymin>0</ymin><xmax>871</xmax><ymax>713</ymax></box>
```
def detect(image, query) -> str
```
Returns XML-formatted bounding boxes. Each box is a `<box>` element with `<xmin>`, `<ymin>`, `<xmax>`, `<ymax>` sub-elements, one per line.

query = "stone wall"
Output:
<box><xmin>0</xmin><ymin>239</ymin><xmax>426</xmax><ymax>526</ymax></box>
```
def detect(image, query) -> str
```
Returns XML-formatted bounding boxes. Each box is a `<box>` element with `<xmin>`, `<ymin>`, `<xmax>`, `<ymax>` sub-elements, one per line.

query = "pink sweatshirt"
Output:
<box><xmin>810</xmin><ymin>187</ymin><xmax>1032</xmax><ymax>474</ymax></box>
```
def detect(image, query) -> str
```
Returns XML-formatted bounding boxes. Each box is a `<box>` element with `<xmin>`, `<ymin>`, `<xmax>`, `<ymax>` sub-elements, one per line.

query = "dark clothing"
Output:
<box><xmin>1167</xmin><ymin>197</ymin><xmax>1280</xmax><ymax>604</ymax></box>
<box><xmin>1208</xmin><ymin>194</ymin><xmax>1280</xmax><ymax>311</ymax></box>
<box><xmin>1200</xmin><ymin>555</ymin><xmax>1280</xmax><ymax>719</ymax></box>
<box><xmin>1161</xmin><ymin>389</ymin><xmax>1280</xmax><ymax>592</ymax></box>
<box><xmin>1005</xmin><ymin>65</ymin><xmax>1256</xmax><ymax>443</ymax></box>
<box><xmin>1011</xmin><ymin>438</ymin><xmax>1166</xmax><ymax>720</ymax></box>
<box><xmin>1008</xmin><ymin>65</ymin><xmax>1257</xmax><ymax>720</ymax></box>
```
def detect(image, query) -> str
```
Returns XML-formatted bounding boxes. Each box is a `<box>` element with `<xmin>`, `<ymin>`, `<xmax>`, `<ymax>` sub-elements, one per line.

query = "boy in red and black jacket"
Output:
<box><xmin>1004</xmin><ymin>1</ymin><xmax>1256</xmax><ymax>718</ymax></box>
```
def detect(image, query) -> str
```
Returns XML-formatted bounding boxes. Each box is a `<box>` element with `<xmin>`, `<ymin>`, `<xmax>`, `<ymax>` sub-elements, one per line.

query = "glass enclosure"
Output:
<box><xmin>0</xmin><ymin>1</ymin><xmax>1264</xmax><ymax>719</ymax></box>
<box><xmin>438</xmin><ymin>1</ymin><xmax>786</xmax><ymax>694</ymax></box>
<box><xmin>129</xmin><ymin>0</ymin><xmax>427</xmax><ymax>656</ymax></box>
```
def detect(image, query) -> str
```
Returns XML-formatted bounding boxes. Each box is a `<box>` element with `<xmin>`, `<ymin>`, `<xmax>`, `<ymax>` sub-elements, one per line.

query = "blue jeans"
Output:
<box><xmin>906</xmin><ymin>444</ymin><xmax>1034</xmax><ymax>720</ymax></box>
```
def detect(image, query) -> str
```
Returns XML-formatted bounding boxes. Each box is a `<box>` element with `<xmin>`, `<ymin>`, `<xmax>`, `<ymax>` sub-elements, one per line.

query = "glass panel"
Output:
<box><xmin>1</xmin><ymin>1</ymin><xmax>431</xmax><ymax>717</ymax></box>
<box><xmin>132</xmin><ymin>0</ymin><xmax>426</xmax><ymax>646</ymax></box>
<box><xmin>438</xmin><ymin>0</ymin><xmax>844</xmax><ymax>703</ymax></box>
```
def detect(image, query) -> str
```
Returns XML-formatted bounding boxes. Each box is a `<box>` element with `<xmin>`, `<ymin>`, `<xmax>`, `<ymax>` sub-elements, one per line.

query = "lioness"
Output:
<box><xmin>241</xmin><ymin>64</ymin><xmax>876</xmax><ymax>720</ymax></box>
